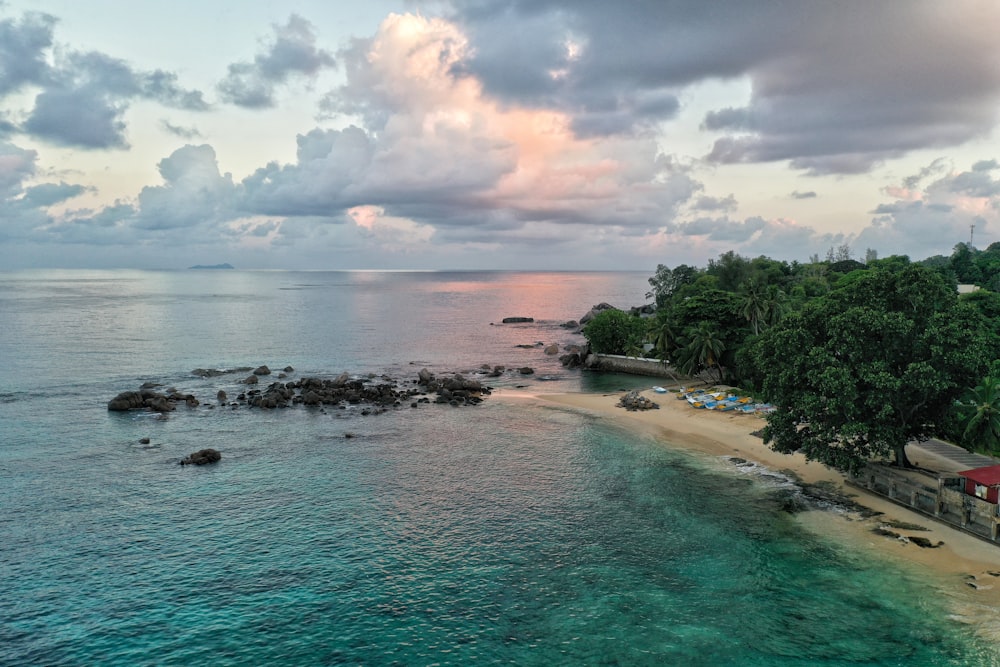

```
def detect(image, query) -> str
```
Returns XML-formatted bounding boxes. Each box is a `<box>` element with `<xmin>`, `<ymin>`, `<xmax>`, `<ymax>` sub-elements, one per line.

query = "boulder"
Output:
<box><xmin>107</xmin><ymin>391</ymin><xmax>145</xmax><ymax>411</ymax></box>
<box><xmin>544</xmin><ymin>344</ymin><xmax>560</xmax><ymax>355</ymax></box>
<box><xmin>243</xmin><ymin>374</ymin><xmax>259</xmax><ymax>385</ymax></box>
<box><xmin>579</xmin><ymin>303</ymin><xmax>617</xmax><ymax>325</ymax></box>
<box><xmin>180</xmin><ymin>448</ymin><xmax>221</xmax><ymax>465</ymax></box>
<box><xmin>502</xmin><ymin>317</ymin><xmax>534</xmax><ymax>323</ymax></box>
<box><xmin>559</xmin><ymin>353</ymin><xmax>584</xmax><ymax>369</ymax></box>
<box><xmin>253</xmin><ymin>365</ymin><xmax>271</xmax><ymax>376</ymax></box>
<box><xmin>518</xmin><ymin>367</ymin><xmax>535</xmax><ymax>375</ymax></box>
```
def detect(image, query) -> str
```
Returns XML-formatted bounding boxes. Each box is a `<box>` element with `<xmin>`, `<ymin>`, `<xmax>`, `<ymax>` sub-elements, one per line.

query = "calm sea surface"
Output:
<box><xmin>1</xmin><ymin>270</ymin><xmax>996</xmax><ymax>665</ymax></box>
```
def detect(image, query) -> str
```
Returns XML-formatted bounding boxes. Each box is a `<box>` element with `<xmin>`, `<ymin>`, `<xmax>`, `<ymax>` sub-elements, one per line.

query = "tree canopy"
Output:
<box><xmin>582</xmin><ymin>309</ymin><xmax>647</xmax><ymax>356</ymax></box>
<box><xmin>745</xmin><ymin>265</ymin><xmax>991</xmax><ymax>472</ymax></box>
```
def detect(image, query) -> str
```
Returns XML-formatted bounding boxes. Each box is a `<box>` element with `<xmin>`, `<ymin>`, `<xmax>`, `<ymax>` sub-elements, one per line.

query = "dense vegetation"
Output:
<box><xmin>583</xmin><ymin>243</ymin><xmax>1000</xmax><ymax>471</ymax></box>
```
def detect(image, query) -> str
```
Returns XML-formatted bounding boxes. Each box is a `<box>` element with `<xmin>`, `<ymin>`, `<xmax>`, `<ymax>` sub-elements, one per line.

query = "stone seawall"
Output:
<box><xmin>586</xmin><ymin>354</ymin><xmax>683</xmax><ymax>379</ymax></box>
<box><xmin>849</xmin><ymin>465</ymin><xmax>1000</xmax><ymax>543</ymax></box>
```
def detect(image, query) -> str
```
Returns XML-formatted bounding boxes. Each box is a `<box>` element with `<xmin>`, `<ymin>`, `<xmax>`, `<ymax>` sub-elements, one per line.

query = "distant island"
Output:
<box><xmin>188</xmin><ymin>263</ymin><xmax>235</xmax><ymax>270</ymax></box>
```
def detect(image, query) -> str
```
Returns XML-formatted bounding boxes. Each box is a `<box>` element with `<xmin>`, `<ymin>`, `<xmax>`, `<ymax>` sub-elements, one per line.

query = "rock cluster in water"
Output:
<box><xmin>107</xmin><ymin>367</ymin><xmax>492</xmax><ymax>415</ymax></box>
<box><xmin>107</xmin><ymin>386</ymin><xmax>201</xmax><ymax>412</ymax></box>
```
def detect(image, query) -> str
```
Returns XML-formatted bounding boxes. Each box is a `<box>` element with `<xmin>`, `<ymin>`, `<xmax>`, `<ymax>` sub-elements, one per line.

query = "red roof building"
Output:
<box><xmin>959</xmin><ymin>465</ymin><xmax>1000</xmax><ymax>504</ymax></box>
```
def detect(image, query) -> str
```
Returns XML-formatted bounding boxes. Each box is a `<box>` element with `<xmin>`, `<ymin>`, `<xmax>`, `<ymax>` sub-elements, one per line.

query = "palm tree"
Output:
<box><xmin>738</xmin><ymin>279</ymin><xmax>767</xmax><ymax>335</ymax></box>
<box><xmin>682</xmin><ymin>321</ymin><xmax>726</xmax><ymax>383</ymax></box>
<box><xmin>648</xmin><ymin>315</ymin><xmax>678</xmax><ymax>362</ymax></box>
<box><xmin>762</xmin><ymin>285</ymin><xmax>789</xmax><ymax>328</ymax></box>
<box><xmin>961</xmin><ymin>377</ymin><xmax>1000</xmax><ymax>454</ymax></box>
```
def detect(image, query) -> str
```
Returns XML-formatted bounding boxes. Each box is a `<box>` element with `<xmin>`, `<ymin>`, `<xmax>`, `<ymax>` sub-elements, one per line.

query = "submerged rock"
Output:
<box><xmin>180</xmin><ymin>448</ymin><xmax>221</xmax><ymax>465</ymax></box>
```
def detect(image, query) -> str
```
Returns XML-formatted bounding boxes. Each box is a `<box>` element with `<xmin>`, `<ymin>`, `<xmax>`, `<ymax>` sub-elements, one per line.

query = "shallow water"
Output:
<box><xmin>1</xmin><ymin>270</ymin><xmax>996</xmax><ymax>665</ymax></box>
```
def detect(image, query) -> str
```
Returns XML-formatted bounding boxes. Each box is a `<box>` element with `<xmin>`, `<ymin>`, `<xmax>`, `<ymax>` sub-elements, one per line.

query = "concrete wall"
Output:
<box><xmin>587</xmin><ymin>354</ymin><xmax>684</xmax><ymax>379</ymax></box>
<box><xmin>851</xmin><ymin>466</ymin><xmax>1000</xmax><ymax>541</ymax></box>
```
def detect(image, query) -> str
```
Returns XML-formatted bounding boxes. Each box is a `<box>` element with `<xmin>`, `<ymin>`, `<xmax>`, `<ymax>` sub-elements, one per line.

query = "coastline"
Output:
<box><xmin>495</xmin><ymin>385</ymin><xmax>1000</xmax><ymax>640</ymax></box>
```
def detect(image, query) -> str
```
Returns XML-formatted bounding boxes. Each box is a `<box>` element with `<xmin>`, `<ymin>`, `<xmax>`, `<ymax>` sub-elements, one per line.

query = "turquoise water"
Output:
<box><xmin>1</xmin><ymin>270</ymin><xmax>996</xmax><ymax>665</ymax></box>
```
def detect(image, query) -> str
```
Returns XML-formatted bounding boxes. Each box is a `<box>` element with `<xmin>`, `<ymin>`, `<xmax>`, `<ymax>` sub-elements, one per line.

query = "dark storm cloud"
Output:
<box><xmin>217</xmin><ymin>14</ymin><xmax>335</xmax><ymax>108</ymax></box>
<box><xmin>449</xmin><ymin>0</ymin><xmax>1000</xmax><ymax>174</ymax></box>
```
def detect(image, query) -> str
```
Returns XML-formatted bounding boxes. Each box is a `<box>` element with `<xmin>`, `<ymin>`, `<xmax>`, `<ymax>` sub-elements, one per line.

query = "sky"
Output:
<box><xmin>1</xmin><ymin>0</ymin><xmax>999</xmax><ymax>271</ymax></box>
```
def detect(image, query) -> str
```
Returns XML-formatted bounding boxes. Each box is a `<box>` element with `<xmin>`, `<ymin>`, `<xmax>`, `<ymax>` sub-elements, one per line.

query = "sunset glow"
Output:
<box><xmin>0</xmin><ymin>1</ymin><xmax>998</xmax><ymax>269</ymax></box>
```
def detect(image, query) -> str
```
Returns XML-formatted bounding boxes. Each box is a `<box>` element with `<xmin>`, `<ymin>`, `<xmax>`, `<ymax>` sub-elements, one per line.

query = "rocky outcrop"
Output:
<box><xmin>617</xmin><ymin>390</ymin><xmax>659</xmax><ymax>411</ymax></box>
<box><xmin>110</xmin><ymin>368</ymin><xmax>494</xmax><ymax>418</ymax></box>
<box><xmin>579</xmin><ymin>303</ymin><xmax>617</xmax><ymax>325</ymax></box>
<box><xmin>501</xmin><ymin>316</ymin><xmax>534</xmax><ymax>323</ymax></box>
<box><xmin>180</xmin><ymin>449</ymin><xmax>221</xmax><ymax>465</ymax></box>
<box><xmin>108</xmin><ymin>387</ymin><xmax>198</xmax><ymax>413</ymax></box>
<box><xmin>191</xmin><ymin>367</ymin><xmax>253</xmax><ymax>377</ymax></box>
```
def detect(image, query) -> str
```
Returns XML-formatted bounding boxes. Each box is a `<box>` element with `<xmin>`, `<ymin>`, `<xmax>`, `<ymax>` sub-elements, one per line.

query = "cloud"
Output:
<box><xmin>22</xmin><ymin>181</ymin><xmax>88</xmax><ymax>207</ymax></box>
<box><xmin>134</xmin><ymin>144</ymin><xmax>236</xmax><ymax>231</ymax></box>
<box><xmin>790</xmin><ymin>190</ymin><xmax>816</xmax><ymax>200</ymax></box>
<box><xmin>161</xmin><ymin>120</ymin><xmax>202</xmax><ymax>139</ymax></box>
<box><xmin>692</xmin><ymin>194</ymin><xmax>737</xmax><ymax>212</ymax></box>
<box><xmin>249</xmin><ymin>13</ymin><xmax>700</xmax><ymax>239</ymax></box>
<box><xmin>23</xmin><ymin>51</ymin><xmax>210</xmax><ymax>148</ymax></box>
<box><xmin>25</xmin><ymin>88</ymin><xmax>129</xmax><ymax>148</ymax></box>
<box><xmin>0</xmin><ymin>9</ymin><xmax>207</xmax><ymax>149</ymax></box>
<box><xmin>450</xmin><ymin>1</ymin><xmax>1000</xmax><ymax>175</ymax></box>
<box><xmin>218</xmin><ymin>14</ymin><xmax>335</xmax><ymax>108</ymax></box>
<box><xmin>855</xmin><ymin>160</ymin><xmax>1000</xmax><ymax>257</ymax></box>
<box><xmin>679</xmin><ymin>215</ymin><xmax>766</xmax><ymax>242</ymax></box>
<box><xmin>0</xmin><ymin>11</ymin><xmax>56</xmax><ymax>95</ymax></box>
<box><xmin>972</xmin><ymin>159</ymin><xmax>999</xmax><ymax>172</ymax></box>
<box><xmin>0</xmin><ymin>141</ymin><xmax>36</xmax><ymax>196</ymax></box>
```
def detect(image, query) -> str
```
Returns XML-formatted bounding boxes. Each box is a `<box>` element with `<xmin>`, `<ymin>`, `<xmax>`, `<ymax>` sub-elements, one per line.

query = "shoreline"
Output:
<box><xmin>494</xmin><ymin>385</ymin><xmax>1000</xmax><ymax>639</ymax></box>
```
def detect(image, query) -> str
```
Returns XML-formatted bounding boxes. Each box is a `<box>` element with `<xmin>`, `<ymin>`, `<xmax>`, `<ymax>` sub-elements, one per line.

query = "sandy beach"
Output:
<box><xmin>498</xmin><ymin>385</ymin><xmax>1000</xmax><ymax>638</ymax></box>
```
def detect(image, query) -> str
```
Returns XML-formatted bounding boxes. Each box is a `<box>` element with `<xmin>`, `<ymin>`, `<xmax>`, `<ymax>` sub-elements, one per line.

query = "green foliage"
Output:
<box><xmin>646</xmin><ymin>248</ymin><xmax>1000</xmax><ymax>468</ymax></box>
<box><xmin>744</xmin><ymin>264</ymin><xmax>991</xmax><ymax>473</ymax></box>
<box><xmin>676</xmin><ymin>321</ymin><xmax>726</xmax><ymax>383</ymax></box>
<box><xmin>956</xmin><ymin>377</ymin><xmax>1000</xmax><ymax>454</ymax></box>
<box><xmin>582</xmin><ymin>309</ymin><xmax>647</xmax><ymax>356</ymax></box>
<box><xmin>706</xmin><ymin>250</ymin><xmax>751</xmax><ymax>292</ymax></box>
<box><xmin>646</xmin><ymin>263</ymin><xmax>702</xmax><ymax>308</ymax></box>
<box><xmin>648</xmin><ymin>311</ymin><xmax>679</xmax><ymax>361</ymax></box>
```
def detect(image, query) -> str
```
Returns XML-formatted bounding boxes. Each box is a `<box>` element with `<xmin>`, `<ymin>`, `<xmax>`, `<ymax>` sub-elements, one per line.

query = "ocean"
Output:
<box><xmin>1</xmin><ymin>269</ymin><xmax>996</xmax><ymax>666</ymax></box>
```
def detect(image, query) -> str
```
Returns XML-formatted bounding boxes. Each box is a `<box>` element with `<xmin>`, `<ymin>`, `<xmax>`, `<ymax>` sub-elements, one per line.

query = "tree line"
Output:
<box><xmin>582</xmin><ymin>244</ymin><xmax>1000</xmax><ymax>472</ymax></box>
